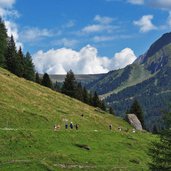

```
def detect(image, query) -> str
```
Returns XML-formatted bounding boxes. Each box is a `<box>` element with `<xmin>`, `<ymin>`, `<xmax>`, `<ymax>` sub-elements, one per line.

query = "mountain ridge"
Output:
<box><xmin>86</xmin><ymin>32</ymin><xmax>171</xmax><ymax>130</ymax></box>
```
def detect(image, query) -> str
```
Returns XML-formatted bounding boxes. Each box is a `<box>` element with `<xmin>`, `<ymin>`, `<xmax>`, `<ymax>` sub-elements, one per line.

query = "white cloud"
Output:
<box><xmin>33</xmin><ymin>45</ymin><xmax>137</xmax><ymax>74</ymax></box>
<box><xmin>5</xmin><ymin>20</ymin><xmax>22</xmax><ymax>48</ymax></box>
<box><xmin>94</xmin><ymin>15</ymin><xmax>113</xmax><ymax>24</ymax></box>
<box><xmin>133</xmin><ymin>15</ymin><xmax>157</xmax><ymax>32</ymax></box>
<box><xmin>127</xmin><ymin>0</ymin><xmax>144</xmax><ymax>5</ymax></box>
<box><xmin>0</xmin><ymin>0</ymin><xmax>22</xmax><ymax>48</ymax></box>
<box><xmin>20</xmin><ymin>27</ymin><xmax>54</xmax><ymax>42</ymax></box>
<box><xmin>112</xmin><ymin>48</ymin><xmax>137</xmax><ymax>69</ymax></box>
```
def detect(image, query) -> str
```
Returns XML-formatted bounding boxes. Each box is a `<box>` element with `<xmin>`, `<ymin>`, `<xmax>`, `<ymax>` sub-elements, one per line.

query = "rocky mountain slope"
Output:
<box><xmin>86</xmin><ymin>32</ymin><xmax>171</xmax><ymax>130</ymax></box>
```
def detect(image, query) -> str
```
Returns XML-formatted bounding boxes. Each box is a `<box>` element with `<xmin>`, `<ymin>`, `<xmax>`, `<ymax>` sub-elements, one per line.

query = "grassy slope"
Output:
<box><xmin>100</xmin><ymin>64</ymin><xmax>152</xmax><ymax>98</ymax></box>
<box><xmin>0</xmin><ymin>68</ymin><xmax>157</xmax><ymax>171</ymax></box>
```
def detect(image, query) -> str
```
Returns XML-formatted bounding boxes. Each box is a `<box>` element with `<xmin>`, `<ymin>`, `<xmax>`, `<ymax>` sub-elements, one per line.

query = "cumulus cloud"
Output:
<box><xmin>33</xmin><ymin>45</ymin><xmax>137</xmax><ymax>74</ymax></box>
<box><xmin>133</xmin><ymin>15</ymin><xmax>157</xmax><ymax>32</ymax></box>
<box><xmin>4</xmin><ymin>19</ymin><xmax>22</xmax><ymax>49</ymax></box>
<box><xmin>112</xmin><ymin>48</ymin><xmax>137</xmax><ymax>69</ymax></box>
<box><xmin>127</xmin><ymin>0</ymin><xmax>144</xmax><ymax>5</ymax></box>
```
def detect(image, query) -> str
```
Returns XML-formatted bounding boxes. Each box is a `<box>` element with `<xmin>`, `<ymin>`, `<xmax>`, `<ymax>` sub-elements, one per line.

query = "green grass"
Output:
<box><xmin>0</xmin><ymin>67</ymin><xmax>157</xmax><ymax>170</ymax></box>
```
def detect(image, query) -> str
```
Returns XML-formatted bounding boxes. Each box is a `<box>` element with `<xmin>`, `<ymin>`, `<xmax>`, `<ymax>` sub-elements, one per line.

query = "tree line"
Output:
<box><xmin>0</xmin><ymin>18</ymin><xmax>35</xmax><ymax>81</ymax></box>
<box><xmin>36</xmin><ymin>70</ymin><xmax>115</xmax><ymax>114</ymax></box>
<box><xmin>0</xmin><ymin>18</ymin><xmax>114</xmax><ymax>115</ymax></box>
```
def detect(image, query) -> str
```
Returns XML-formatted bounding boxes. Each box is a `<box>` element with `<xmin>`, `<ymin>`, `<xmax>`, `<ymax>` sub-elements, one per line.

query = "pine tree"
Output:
<box><xmin>152</xmin><ymin>124</ymin><xmax>159</xmax><ymax>134</ymax></box>
<box><xmin>15</xmin><ymin>47</ymin><xmax>25</xmax><ymax>77</ymax></box>
<box><xmin>109</xmin><ymin>107</ymin><xmax>115</xmax><ymax>115</ymax></box>
<box><xmin>100</xmin><ymin>100</ymin><xmax>106</xmax><ymax>111</ymax></box>
<box><xmin>61</xmin><ymin>70</ymin><xmax>77</xmax><ymax>98</ymax></box>
<box><xmin>35</xmin><ymin>72</ymin><xmax>41</xmax><ymax>84</ymax></box>
<box><xmin>5</xmin><ymin>35</ymin><xmax>17</xmax><ymax>74</ymax></box>
<box><xmin>149</xmin><ymin>111</ymin><xmax>171</xmax><ymax>171</ymax></box>
<box><xmin>75</xmin><ymin>82</ymin><xmax>84</xmax><ymax>101</ymax></box>
<box><xmin>41</xmin><ymin>73</ymin><xmax>53</xmax><ymax>89</ymax></box>
<box><xmin>23</xmin><ymin>52</ymin><xmax>35</xmax><ymax>81</ymax></box>
<box><xmin>88</xmin><ymin>92</ymin><xmax>93</xmax><ymax>106</ymax></box>
<box><xmin>0</xmin><ymin>17</ymin><xmax>7</xmax><ymax>67</ymax></box>
<box><xmin>54</xmin><ymin>81</ymin><xmax>61</xmax><ymax>92</ymax></box>
<box><xmin>92</xmin><ymin>91</ymin><xmax>101</xmax><ymax>108</ymax></box>
<box><xmin>83</xmin><ymin>87</ymin><xmax>89</xmax><ymax>104</ymax></box>
<box><xmin>129</xmin><ymin>99</ymin><xmax>144</xmax><ymax>128</ymax></box>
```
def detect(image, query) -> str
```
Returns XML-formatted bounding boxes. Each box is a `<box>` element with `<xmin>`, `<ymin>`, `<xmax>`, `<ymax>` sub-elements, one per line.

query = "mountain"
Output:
<box><xmin>86</xmin><ymin>32</ymin><xmax>171</xmax><ymax>130</ymax></box>
<box><xmin>47</xmin><ymin>73</ymin><xmax>105</xmax><ymax>85</ymax></box>
<box><xmin>0</xmin><ymin>67</ymin><xmax>156</xmax><ymax>170</ymax></box>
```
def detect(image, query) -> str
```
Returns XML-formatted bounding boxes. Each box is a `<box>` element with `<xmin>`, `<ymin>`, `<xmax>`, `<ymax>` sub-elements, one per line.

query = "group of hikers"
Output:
<box><xmin>53</xmin><ymin>114</ymin><xmax>136</xmax><ymax>133</ymax></box>
<box><xmin>54</xmin><ymin>123</ymin><xmax>136</xmax><ymax>133</ymax></box>
<box><xmin>54</xmin><ymin>122</ymin><xmax>79</xmax><ymax>131</ymax></box>
<box><xmin>54</xmin><ymin>123</ymin><xmax>112</xmax><ymax>131</ymax></box>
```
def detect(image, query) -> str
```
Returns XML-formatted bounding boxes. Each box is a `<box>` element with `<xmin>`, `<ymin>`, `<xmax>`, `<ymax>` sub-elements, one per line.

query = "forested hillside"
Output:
<box><xmin>87</xmin><ymin>33</ymin><xmax>171</xmax><ymax>130</ymax></box>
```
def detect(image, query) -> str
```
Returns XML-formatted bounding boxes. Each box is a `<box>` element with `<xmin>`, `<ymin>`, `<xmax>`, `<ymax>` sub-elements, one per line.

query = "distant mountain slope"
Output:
<box><xmin>0</xmin><ymin>67</ymin><xmax>156</xmax><ymax>171</ymax></box>
<box><xmin>47</xmin><ymin>73</ymin><xmax>105</xmax><ymax>85</ymax></box>
<box><xmin>86</xmin><ymin>32</ymin><xmax>171</xmax><ymax>130</ymax></box>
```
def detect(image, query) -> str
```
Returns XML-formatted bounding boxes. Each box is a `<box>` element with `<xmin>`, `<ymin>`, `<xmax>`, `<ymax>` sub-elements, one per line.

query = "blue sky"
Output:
<box><xmin>1</xmin><ymin>0</ymin><xmax>171</xmax><ymax>74</ymax></box>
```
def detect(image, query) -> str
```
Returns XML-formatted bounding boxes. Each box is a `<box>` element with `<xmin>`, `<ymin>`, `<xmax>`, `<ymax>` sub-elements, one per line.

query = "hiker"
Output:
<box><xmin>81</xmin><ymin>114</ymin><xmax>84</xmax><ymax>117</ymax></box>
<box><xmin>109</xmin><ymin>124</ymin><xmax>112</xmax><ymax>130</ymax></box>
<box><xmin>65</xmin><ymin>123</ymin><xmax>68</xmax><ymax>129</ymax></box>
<box><xmin>75</xmin><ymin>124</ymin><xmax>79</xmax><ymax>130</ymax></box>
<box><xmin>70</xmin><ymin>122</ymin><xmax>73</xmax><ymax>129</ymax></box>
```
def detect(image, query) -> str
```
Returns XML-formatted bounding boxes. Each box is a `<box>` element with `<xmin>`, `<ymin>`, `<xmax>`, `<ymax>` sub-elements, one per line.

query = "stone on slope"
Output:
<box><xmin>127</xmin><ymin>114</ymin><xmax>143</xmax><ymax>131</ymax></box>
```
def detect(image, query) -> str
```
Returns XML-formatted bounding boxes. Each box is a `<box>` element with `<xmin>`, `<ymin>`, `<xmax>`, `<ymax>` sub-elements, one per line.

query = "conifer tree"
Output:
<box><xmin>100</xmin><ymin>100</ymin><xmax>106</xmax><ymax>111</ymax></box>
<box><xmin>83</xmin><ymin>87</ymin><xmax>89</xmax><ymax>104</ymax></box>
<box><xmin>16</xmin><ymin>47</ymin><xmax>25</xmax><ymax>77</ymax></box>
<box><xmin>35</xmin><ymin>72</ymin><xmax>41</xmax><ymax>84</ymax></box>
<box><xmin>0</xmin><ymin>17</ymin><xmax>7</xmax><ymax>67</ymax></box>
<box><xmin>149</xmin><ymin>112</ymin><xmax>171</xmax><ymax>171</ymax></box>
<box><xmin>61</xmin><ymin>70</ymin><xmax>77</xmax><ymax>98</ymax></box>
<box><xmin>5</xmin><ymin>35</ymin><xmax>17</xmax><ymax>74</ymax></box>
<box><xmin>92</xmin><ymin>91</ymin><xmax>101</xmax><ymax>108</ymax></box>
<box><xmin>88</xmin><ymin>92</ymin><xmax>93</xmax><ymax>106</ymax></box>
<box><xmin>23</xmin><ymin>52</ymin><xmax>35</xmax><ymax>81</ymax></box>
<box><xmin>109</xmin><ymin>107</ymin><xmax>115</xmax><ymax>115</ymax></box>
<box><xmin>41</xmin><ymin>73</ymin><xmax>53</xmax><ymax>89</ymax></box>
<box><xmin>129</xmin><ymin>99</ymin><xmax>144</xmax><ymax>128</ymax></box>
<box><xmin>54</xmin><ymin>81</ymin><xmax>61</xmax><ymax>92</ymax></box>
<box><xmin>75</xmin><ymin>82</ymin><xmax>84</xmax><ymax>101</ymax></box>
